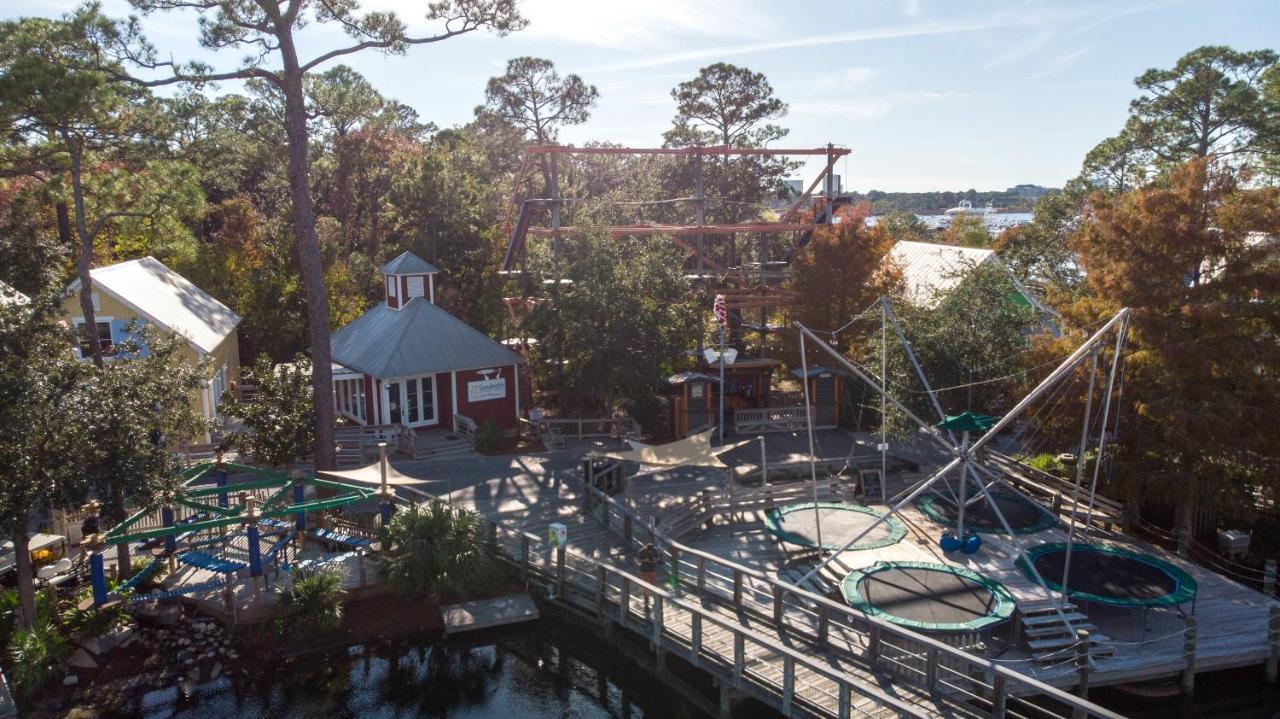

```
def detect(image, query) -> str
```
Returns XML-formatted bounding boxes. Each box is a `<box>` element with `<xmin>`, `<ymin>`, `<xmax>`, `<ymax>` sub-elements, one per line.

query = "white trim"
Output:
<box><xmin>513</xmin><ymin>364</ymin><xmax>521</xmax><ymax>422</ymax></box>
<box><xmin>379</xmin><ymin>373</ymin><xmax>440</xmax><ymax>428</ymax></box>
<box><xmin>72</xmin><ymin>316</ymin><xmax>114</xmax><ymax>361</ymax></box>
<box><xmin>450</xmin><ymin>371</ymin><xmax>458</xmax><ymax>432</ymax></box>
<box><xmin>406</xmin><ymin>275</ymin><xmax>425</xmax><ymax>300</ymax></box>
<box><xmin>428</xmin><ymin>275</ymin><xmax>435</xmax><ymax>304</ymax></box>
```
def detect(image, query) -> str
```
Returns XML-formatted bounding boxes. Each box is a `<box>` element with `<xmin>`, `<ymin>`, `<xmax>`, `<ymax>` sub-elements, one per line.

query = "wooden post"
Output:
<box><xmin>520</xmin><ymin>535</ymin><xmax>530</xmax><ymax>581</ymax></box>
<box><xmin>990</xmin><ymin>673</ymin><xmax>1008</xmax><ymax>718</ymax></box>
<box><xmin>733</xmin><ymin>632</ymin><xmax>745</xmax><ymax>687</ymax></box>
<box><xmin>1177</xmin><ymin>523</ymin><xmax>1190</xmax><ymax>558</ymax></box>
<box><xmin>1073</xmin><ymin>629</ymin><xmax>1091</xmax><ymax>715</ymax></box>
<box><xmin>1265</xmin><ymin>559</ymin><xmax>1276</xmax><ymax>596</ymax></box>
<box><xmin>818</xmin><ymin>605</ymin><xmax>830</xmax><ymax>644</ymax></box>
<box><xmin>697</xmin><ymin>555</ymin><xmax>707</xmax><ymax>593</ymax></box>
<box><xmin>869</xmin><ymin>624</ymin><xmax>881</xmax><ymax>662</ymax></box>
<box><xmin>781</xmin><ymin>655</ymin><xmax>795</xmax><ymax>714</ymax></box>
<box><xmin>652</xmin><ymin>595</ymin><xmax>664</xmax><ymax>647</ymax></box>
<box><xmin>691</xmin><ymin>612</ymin><xmax>703</xmax><ymax>665</ymax></box>
<box><xmin>733</xmin><ymin>568</ymin><xmax>743</xmax><ymax>608</ymax></box>
<box><xmin>772</xmin><ymin>587</ymin><xmax>784</xmax><ymax>627</ymax></box>
<box><xmin>619</xmin><ymin>576</ymin><xmax>631</xmax><ymax>622</ymax></box>
<box><xmin>1181</xmin><ymin>615</ymin><xmax>1197</xmax><ymax>695</ymax></box>
<box><xmin>1267</xmin><ymin>604</ymin><xmax>1280</xmax><ymax>684</ymax></box>
<box><xmin>838</xmin><ymin>682</ymin><xmax>851</xmax><ymax>719</ymax></box>
<box><xmin>556</xmin><ymin>547</ymin><xmax>566</xmax><ymax>597</ymax></box>
<box><xmin>926</xmin><ymin>646</ymin><xmax>939</xmax><ymax>692</ymax></box>
<box><xmin>595</xmin><ymin>565</ymin><xmax>607</xmax><ymax>618</ymax></box>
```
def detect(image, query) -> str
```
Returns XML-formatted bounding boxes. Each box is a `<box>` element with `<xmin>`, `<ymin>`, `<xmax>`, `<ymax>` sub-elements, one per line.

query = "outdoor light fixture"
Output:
<box><xmin>703</xmin><ymin>347</ymin><xmax>738</xmax><ymax>365</ymax></box>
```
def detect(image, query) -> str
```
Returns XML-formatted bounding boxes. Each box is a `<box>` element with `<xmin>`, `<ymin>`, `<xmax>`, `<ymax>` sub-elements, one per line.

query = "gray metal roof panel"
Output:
<box><xmin>379</xmin><ymin>251</ymin><xmax>439</xmax><ymax>275</ymax></box>
<box><xmin>330</xmin><ymin>298</ymin><xmax>521</xmax><ymax>378</ymax></box>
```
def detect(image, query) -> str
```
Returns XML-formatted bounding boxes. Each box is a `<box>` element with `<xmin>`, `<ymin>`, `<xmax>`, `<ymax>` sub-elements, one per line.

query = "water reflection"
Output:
<box><xmin>127</xmin><ymin>621</ymin><xmax>711</xmax><ymax>719</ymax></box>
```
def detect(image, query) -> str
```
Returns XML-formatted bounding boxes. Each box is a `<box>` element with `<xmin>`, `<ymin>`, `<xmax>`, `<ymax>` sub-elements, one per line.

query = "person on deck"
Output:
<box><xmin>635</xmin><ymin>542</ymin><xmax>662</xmax><ymax>612</ymax></box>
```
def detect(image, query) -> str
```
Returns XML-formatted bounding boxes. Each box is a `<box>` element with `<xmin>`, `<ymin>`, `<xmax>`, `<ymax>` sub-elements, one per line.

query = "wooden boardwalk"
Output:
<box><xmin>444</xmin><ymin>463</ymin><xmax>1122</xmax><ymax>719</ymax></box>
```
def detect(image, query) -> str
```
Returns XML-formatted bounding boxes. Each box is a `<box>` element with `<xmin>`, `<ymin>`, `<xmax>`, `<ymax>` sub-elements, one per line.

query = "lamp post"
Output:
<box><xmin>703</xmin><ymin>345</ymin><xmax>737</xmax><ymax>446</ymax></box>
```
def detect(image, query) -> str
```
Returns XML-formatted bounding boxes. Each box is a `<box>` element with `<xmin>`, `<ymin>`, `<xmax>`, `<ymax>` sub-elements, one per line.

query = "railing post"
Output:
<box><xmin>1181</xmin><ymin>615</ymin><xmax>1197</xmax><ymax>695</ymax></box>
<box><xmin>619</xmin><ymin>576</ymin><xmax>630</xmax><ymax>622</ymax></box>
<box><xmin>595</xmin><ymin>565</ymin><xmax>607</xmax><ymax>618</ymax></box>
<box><xmin>1177</xmin><ymin>522</ymin><xmax>1191</xmax><ymax>558</ymax></box>
<box><xmin>926</xmin><ymin>646</ymin><xmax>939</xmax><ymax>692</ymax></box>
<box><xmin>990</xmin><ymin>673</ymin><xmax>1008</xmax><ymax>718</ymax></box>
<box><xmin>1265</xmin><ymin>559</ymin><xmax>1276</xmax><ymax>596</ymax></box>
<box><xmin>1073</xmin><ymin>629</ymin><xmax>1092</xmax><ymax>717</ymax></box>
<box><xmin>623</xmin><ymin>513</ymin><xmax>632</xmax><ymax>545</ymax></box>
<box><xmin>838</xmin><ymin>682</ymin><xmax>851</xmax><ymax>719</ymax></box>
<box><xmin>697</xmin><ymin>555</ymin><xmax>706</xmax><ymax>593</ymax></box>
<box><xmin>691</xmin><ymin>612</ymin><xmax>703</xmax><ymax>665</ymax></box>
<box><xmin>652</xmin><ymin>595</ymin><xmax>664</xmax><ymax>647</ymax></box>
<box><xmin>520</xmin><ymin>535</ymin><xmax>530</xmax><ymax>581</ymax></box>
<box><xmin>782</xmin><ymin>655</ymin><xmax>795</xmax><ymax>714</ymax></box>
<box><xmin>1267</xmin><ymin>604</ymin><xmax>1280</xmax><ymax>684</ymax></box>
<box><xmin>556</xmin><ymin>547</ymin><xmax>566</xmax><ymax>598</ymax></box>
<box><xmin>668</xmin><ymin>546</ymin><xmax>680</xmax><ymax>593</ymax></box>
<box><xmin>772</xmin><ymin>586</ymin><xmax>784</xmax><ymax>627</ymax></box>
<box><xmin>818</xmin><ymin>605</ymin><xmax>830</xmax><ymax>644</ymax></box>
<box><xmin>733</xmin><ymin>632</ymin><xmax>745</xmax><ymax>687</ymax></box>
<box><xmin>869</xmin><ymin>624</ymin><xmax>882</xmax><ymax>662</ymax></box>
<box><xmin>733</xmin><ymin>568</ymin><xmax>743</xmax><ymax>608</ymax></box>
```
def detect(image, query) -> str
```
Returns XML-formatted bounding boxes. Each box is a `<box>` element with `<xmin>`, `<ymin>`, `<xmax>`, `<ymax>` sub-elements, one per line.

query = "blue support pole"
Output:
<box><xmin>380</xmin><ymin>501</ymin><xmax>393</xmax><ymax>527</ymax></box>
<box><xmin>247</xmin><ymin>525</ymin><xmax>262</xmax><ymax>577</ymax></box>
<box><xmin>162</xmin><ymin>506</ymin><xmax>177</xmax><ymax>554</ymax></box>
<box><xmin>293</xmin><ymin>482</ymin><xmax>306</xmax><ymax>531</ymax></box>
<box><xmin>216</xmin><ymin>466</ymin><xmax>229</xmax><ymax>509</ymax></box>
<box><xmin>90</xmin><ymin>552</ymin><xmax>107</xmax><ymax>606</ymax></box>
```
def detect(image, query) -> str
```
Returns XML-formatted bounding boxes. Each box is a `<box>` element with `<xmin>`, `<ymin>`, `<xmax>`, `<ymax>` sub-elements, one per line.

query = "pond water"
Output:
<box><xmin>131</xmin><ymin>621</ymin><xmax>713</xmax><ymax>719</ymax></box>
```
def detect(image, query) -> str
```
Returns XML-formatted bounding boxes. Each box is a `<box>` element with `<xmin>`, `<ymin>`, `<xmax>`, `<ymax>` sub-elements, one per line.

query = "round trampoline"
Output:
<box><xmin>1016</xmin><ymin>543</ymin><xmax>1198</xmax><ymax>608</ymax></box>
<box><xmin>763</xmin><ymin>502</ymin><xmax>906</xmax><ymax>552</ymax></box>
<box><xmin>840</xmin><ymin>561</ymin><xmax>1016</xmax><ymax>633</ymax></box>
<box><xmin>917</xmin><ymin>489</ymin><xmax>1056</xmax><ymax>535</ymax></box>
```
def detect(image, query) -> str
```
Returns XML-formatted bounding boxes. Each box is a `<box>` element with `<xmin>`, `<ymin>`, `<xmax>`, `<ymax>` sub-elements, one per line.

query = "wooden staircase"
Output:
<box><xmin>1017</xmin><ymin>599</ymin><xmax>1114</xmax><ymax>663</ymax></box>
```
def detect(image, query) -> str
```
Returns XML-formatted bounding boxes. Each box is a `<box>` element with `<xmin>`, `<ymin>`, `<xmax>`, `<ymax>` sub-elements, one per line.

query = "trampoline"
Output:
<box><xmin>840</xmin><ymin>561</ymin><xmax>1015</xmax><ymax>633</ymax></box>
<box><xmin>763</xmin><ymin>502</ymin><xmax>906</xmax><ymax>552</ymax></box>
<box><xmin>1016</xmin><ymin>542</ymin><xmax>1198</xmax><ymax>608</ymax></box>
<box><xmin>917</xmin><ymin>486</ymin><xmax>1056</xmax><ymax>535</ymax></box>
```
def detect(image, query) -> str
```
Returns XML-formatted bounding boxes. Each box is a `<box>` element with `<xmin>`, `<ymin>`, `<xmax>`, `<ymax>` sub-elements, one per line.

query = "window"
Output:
<box><xmin>210</xmin><ymin>365</ymin><xmax>229</xmax><ymax>413</ymax></box>
<box><xmin>407</xmin><ymin>275</ymin><xmax>425</xmax><ymax>299</ymax></box>
<box><xmin>387</xmin><ymin>276</ymin><xmax>398</xmax><ymax>300</ymax></box>
<box><xmin>76</xmin><ymin>320</ymin><xmax>114</xmax><ymax>358</ymax></box>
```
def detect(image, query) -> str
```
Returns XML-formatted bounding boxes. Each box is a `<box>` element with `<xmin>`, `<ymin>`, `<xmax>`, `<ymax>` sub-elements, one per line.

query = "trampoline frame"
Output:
<box><xmin>917</xmin><ymin>491</ymin><xmax>1057</xmax><ymax>536</ymax></box>
<box><xmin>840</xmin><ymin>560</ymin><xmax>1016</xmax><ymax>633</ymax></box>
<box><xmin>1015</xmin><ymin>542</ymin><xmax>1199</xmax><ymax>608</ymax></box>
<box><xmin>763</xmin><ymin>502</ymin><xmax>906</xmax><ymax>551</ymax></box>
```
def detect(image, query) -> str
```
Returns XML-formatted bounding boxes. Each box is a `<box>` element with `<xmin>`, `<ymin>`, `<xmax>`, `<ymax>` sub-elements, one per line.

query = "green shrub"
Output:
<box><xmin>474</xmin><ymin>420</ymin><xmax>505</xmax><ymax>454</ymax></box>
<box><xmin>1024</xmin><ymin>453</ymin><xmax>1069</xmax><ymax>477</ymax></box>
<box><xmin>7</xmin><ymin>623</ymin><xmax>69</xmax><ymax>697</ymax></box>
<box><xmin>276</xmin><ymin>568</ymin><xmax>344</xmax><ymax>634</ymax></box>
<box><xmin>61</xmin><ymin>588</ymin><xmax>126</xmax><ymax>640</ymax></box>
<box><xmin>379</xmin><ymin>502</ymin><xmax>506</xmax><ymax>600</ymax></box>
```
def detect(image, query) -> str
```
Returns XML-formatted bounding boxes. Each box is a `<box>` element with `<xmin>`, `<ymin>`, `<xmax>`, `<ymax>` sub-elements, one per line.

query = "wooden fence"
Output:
<box><xmin>734</xmin><ymin>405</ymin><xmax>818</xmax><ymax>434</ymax></box>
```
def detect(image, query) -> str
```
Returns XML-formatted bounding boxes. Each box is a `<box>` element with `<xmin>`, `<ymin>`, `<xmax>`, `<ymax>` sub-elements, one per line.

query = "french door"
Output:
<box><xmin>382</xmin><ymin>374</ymin><xmax>437</xmax><ymax>427</ymax></box>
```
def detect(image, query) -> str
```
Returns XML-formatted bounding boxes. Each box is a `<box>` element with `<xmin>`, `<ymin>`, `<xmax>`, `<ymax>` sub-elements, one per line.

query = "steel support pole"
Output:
<box><xmin>1060</xmin><ymin>348</ymin><xmax>1100</xmax><ymax>603</ymax></box>
<box><xmin>799</xmin><ymin>328</ymin><xmax>824</xmax><ymax>551</ymax></box>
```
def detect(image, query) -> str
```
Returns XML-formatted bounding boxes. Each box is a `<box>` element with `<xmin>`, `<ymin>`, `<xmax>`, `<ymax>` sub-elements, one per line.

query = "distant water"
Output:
<box><xmin>865</xmin><ymin>212</ymin><xmax>1033</xmax><ymax>232</ymax></box>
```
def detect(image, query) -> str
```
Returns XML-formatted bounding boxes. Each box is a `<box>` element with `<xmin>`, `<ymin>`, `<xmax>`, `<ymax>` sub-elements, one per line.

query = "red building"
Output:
<box><xmin>330</xmin><ymin>252</ymin><xmax>522</xmax><ymax>432</ymax></box>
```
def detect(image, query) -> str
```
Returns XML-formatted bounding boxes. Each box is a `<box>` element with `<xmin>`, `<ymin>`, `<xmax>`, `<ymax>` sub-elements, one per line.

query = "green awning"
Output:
<box><xmin>935</xmin><ymin>412</ymin><xmax>999</xmax><ymax>433</ymax></box>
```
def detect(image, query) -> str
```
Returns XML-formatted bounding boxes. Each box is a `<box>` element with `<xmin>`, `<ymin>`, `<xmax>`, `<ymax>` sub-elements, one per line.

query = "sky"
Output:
<box><xmin>12</xmin><ymin>0</ymin><xmax>1280</xmax><ymax>191</ymax></box>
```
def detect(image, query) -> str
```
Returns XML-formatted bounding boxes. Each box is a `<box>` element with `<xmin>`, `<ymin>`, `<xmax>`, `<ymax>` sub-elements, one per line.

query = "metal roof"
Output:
<box><xmin>379</xmin><ymin>251</ymin><xmax>439</xmax><ymax>275</ymax></box>
<box><xmin>65</xmin><ymin>256</ymin><xmax>241</xmax><ymax>354</ymax></box>
<box><xmin>330</xmin><ymin>297</ymin><xmax>521</xmax><ymax>379</ymax></box>
<box><xmin>883</xmin><ymin>241</ymin><xmax>994</xmax><ymax>307</ymax></box>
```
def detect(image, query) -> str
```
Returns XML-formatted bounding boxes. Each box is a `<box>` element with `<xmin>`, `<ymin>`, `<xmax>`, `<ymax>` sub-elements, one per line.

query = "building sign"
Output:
<box><xmin>467</xmin><ymin>378</ymin><xmax>506</xmax><ymax>403</ymax></box>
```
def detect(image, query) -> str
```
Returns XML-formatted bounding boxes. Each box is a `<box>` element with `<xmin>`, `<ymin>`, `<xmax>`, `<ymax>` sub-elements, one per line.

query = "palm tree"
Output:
<box><xmin>276</xmin><ymin>568</ymin><xmax>344</xmax><ymax>633</ymax></box>
<box><xmin>379</xmin><ymin>502</ymin><xmax>505</xmax><ymax>600</ymax></box>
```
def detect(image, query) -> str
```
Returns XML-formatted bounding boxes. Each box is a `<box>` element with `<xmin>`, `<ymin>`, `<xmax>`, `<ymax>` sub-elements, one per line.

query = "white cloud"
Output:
<box><xmin>513</xmin><ymin>0</ymin><xmax>771</xmax><ymax>50</ymax></box>
<box><xmin>790</xmin><ymin>91</ymin><xmax>961</xmax><ymax>120</ymax></box>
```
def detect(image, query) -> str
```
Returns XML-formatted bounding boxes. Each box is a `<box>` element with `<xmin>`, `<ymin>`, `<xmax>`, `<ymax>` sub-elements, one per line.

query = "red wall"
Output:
<box><xmin>435</xmin><ymin>373</ymin><xmax>453</xmax><ymax>429</ymax></box>
<box><xmin>364</xmin><ymin>375</ymin><xmax>376</xmax><ymax>424</ymax></box>
<box><xmin>453</xmin><ymin>365</ymin><xmax>519</xmax><ymax>431</ymax></box>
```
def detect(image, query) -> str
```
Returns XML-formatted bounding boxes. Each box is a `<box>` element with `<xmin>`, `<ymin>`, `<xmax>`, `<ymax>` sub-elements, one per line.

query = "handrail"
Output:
<box><xmin>582</xmin><ymin>480</ymin><xmax>1125</xmax><ymax>719</ymax></box>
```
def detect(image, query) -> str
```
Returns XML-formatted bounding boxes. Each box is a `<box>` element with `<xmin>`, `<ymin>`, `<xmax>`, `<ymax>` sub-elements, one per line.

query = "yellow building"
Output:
<box><xmin>63</xmin><ymin>257</ymin><xmax>242</xmax><ymax>444</ymax></box>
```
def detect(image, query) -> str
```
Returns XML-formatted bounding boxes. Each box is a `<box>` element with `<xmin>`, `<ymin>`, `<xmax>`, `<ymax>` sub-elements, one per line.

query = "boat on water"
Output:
<box><xmin>944</xmin><ymin>199</ymin><xmax>998</xmax><ymax>217</ymax></box>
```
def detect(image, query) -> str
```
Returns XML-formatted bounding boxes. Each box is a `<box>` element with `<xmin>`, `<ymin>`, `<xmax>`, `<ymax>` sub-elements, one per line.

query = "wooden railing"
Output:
<box><xmin>984</xmin><ymin>451</ymin><xmax>1124</xmax><ymax>532</ymax></box>
<box><xmin>733</xmin><ymin>405</ymin><xmax>815</xmax><ymax>434</ymax></box>
<box><xmin>535</xmin><ymin>416</ymin><xmax>640</xmax><ymax>441</ymax></box>
<box><xmin>334</xmin><ymin>423</ymin><xmax>416</xmax><ymax>460</ymax></box>
<box><xmin>577</xmin><ymin>481</ymin><xmax>1124</xmax><ymax>719</ymax></box>
<box><xmin>454</xmin><ymin>414</ymin><xmax>478</xmax><ymax>444</ymax></box>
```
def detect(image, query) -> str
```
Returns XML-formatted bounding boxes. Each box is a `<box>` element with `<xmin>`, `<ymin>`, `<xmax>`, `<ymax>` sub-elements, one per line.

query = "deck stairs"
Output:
<box><xmin>777</xmin><ymin>555</ymin><xmax>847</xmax><ymax>601</ymax></box>
<box><xmin>411</xmin><ymin>431</ymin><xmax>477</xmax><ymax>462</ymax></box>
<box><xmin>1017</xmin><ymin>599</ymin><xmax>1114</xmax><ymax>663</ymax></box>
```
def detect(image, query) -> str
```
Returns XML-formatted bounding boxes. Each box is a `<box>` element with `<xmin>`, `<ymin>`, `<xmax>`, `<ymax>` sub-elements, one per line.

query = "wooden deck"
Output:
<box><xmin>442</xmin><ymin>455</ymin><xmax>1123</xmax><ymax>718</ymax></box>
<box><xmin>441</xmin><ymin>593</ymin><xmax>540</xmax><ymax>635</ymax></box>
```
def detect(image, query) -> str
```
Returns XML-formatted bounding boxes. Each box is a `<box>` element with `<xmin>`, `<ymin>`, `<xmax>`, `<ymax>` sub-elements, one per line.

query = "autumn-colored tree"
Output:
<box><xmin>1054</xmin><ymin>158</ymin><xmax>1280</xmax><ymax>528</ymax></box>
<box><xmin>789</xmin><ymin>206</ymin><xmax>899</xmax><ymax>354</ymax></box>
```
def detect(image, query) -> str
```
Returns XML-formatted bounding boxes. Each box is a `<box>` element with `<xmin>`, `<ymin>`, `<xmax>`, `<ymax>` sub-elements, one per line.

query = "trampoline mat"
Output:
<box><xmin>1031</xmin><ymin>549</ymin><xmax>1178</xmax><ymax>602</ymax></box>
<box><xmin>857</xmin><ymin>567</ymin><xmax>1000</xmax><ymax>626</ymax></box>
<box><xmin>920</xmin><ymin>489</ymin><xmax>1052</xmax><ymax>534</ymax></box>
<box><xmin>765</xmin><ymin>503</ymin><xmax>906</xmax><ymax>551</ymax></box>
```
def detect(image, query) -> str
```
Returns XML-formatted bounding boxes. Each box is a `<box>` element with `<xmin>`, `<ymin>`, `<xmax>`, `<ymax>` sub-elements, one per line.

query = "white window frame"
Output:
<box><xmin>387</xmin><ymin>276</ymin><xmax>398</xmax><ymax>301</ymax></box>
<box><xmin>72</xmin><ymin>316</ymin><xmax>114</xmax><ymax>361</ymax></box>
<box><xmin>406</xmin><ymin>275</ymin><xmax>425</xmax><ymax>300</ymax></box>
<box><xmin>381</xmin><ymin>374</ymin><xmax>438</xmax><ymax>427</ymax></box>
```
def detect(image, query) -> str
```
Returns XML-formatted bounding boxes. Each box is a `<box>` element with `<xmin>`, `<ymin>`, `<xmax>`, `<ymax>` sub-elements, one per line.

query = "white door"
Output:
<box><xmin>382</xmin><ymin>375</ymin><xmax>437</xmax><ymax>427</ymax></box>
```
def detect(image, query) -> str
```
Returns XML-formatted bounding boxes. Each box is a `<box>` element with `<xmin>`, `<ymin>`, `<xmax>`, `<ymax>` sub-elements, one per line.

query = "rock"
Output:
<box><xmin>69</xmin><ymin>648</ymin><xmax>98</xmax><ymax>670</ymax></box>
<box><xmin>209</xmin><ymin>662</ymin><xmax>222</xmax><ymax>680</ymax></box>
<box><xmin>63</xmin><ymin>674</ymin><xmax>79</xmax><ymax>686</ymax></box>
<box><xmin>79</xmin><ymin>637</ymin><xmax>103</xmax><ymax>656</ymax></box>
